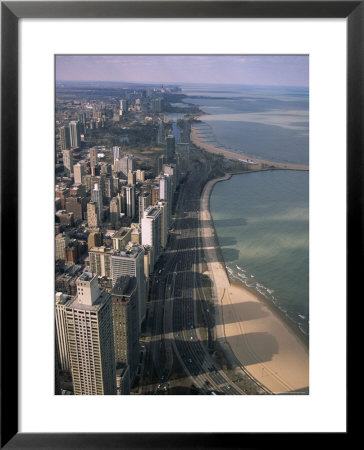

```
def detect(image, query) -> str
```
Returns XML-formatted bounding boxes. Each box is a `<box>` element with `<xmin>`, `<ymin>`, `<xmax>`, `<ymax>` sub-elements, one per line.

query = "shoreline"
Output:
<box><xmin>191</xmin><ymin>123</ymin><xmax>309</xmax><ymax>171</ymax></box>
<box><xmin>199</xmin><ymin>173</ymin><xmax>309</xmax><ymax>394</ymax></box>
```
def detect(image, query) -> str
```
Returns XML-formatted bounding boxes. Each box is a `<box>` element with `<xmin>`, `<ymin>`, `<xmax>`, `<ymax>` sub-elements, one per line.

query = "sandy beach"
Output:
<box><xmin>191</xmin><ymin>124</ymin><xmax>309</xmax><ymax>172</ymax></box>
<box><xmin>200</xmin><ymin>176</ymin><xmax>309</xmax><ymax>394</ymax></box>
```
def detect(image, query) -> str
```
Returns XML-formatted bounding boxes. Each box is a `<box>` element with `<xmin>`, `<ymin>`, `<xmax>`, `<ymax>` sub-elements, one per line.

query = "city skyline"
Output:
<box><xmin>56</xmin><ymin>55</ymin><xmax>309</xmax><ymax>87</ymax></box>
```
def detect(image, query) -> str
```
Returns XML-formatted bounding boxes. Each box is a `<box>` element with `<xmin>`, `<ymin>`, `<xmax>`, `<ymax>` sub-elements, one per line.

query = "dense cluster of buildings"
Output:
<box><xmin>55</xmin><ymin>88</ymin><xmax>190</xmax><ymax>395</ymax></box>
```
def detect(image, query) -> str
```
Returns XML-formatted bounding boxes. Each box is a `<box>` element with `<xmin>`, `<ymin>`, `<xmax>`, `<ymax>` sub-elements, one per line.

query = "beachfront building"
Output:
<box><xmin>141</xmin><ymin>205</ymin><xmax>162</xmax><ymax>267</ymax></box>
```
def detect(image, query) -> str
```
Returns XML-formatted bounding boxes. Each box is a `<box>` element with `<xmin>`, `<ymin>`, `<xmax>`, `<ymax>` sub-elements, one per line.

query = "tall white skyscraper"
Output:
<box><xmin>141</xmin><ymin>206</ymin><xmax>162</xmax><ymax>267</ymax></box>
<box><xmin>119</xmin><ymin>99</ymin><xmax>128</xmax><ymax>116</ymax></box>
<box><xmin>111</xmin><ymin>243</ymin><xmax>146</xmax><ymax>326</ymax></box>
<box><xmin>64</xmin><ymin>272</ymin><xmax>116</xmax><ymax>395</ymax></box>
<box><xmin>158</xmin><ymin>175</ymin><xmax>172</xmax><ymax>225</ymax></box>
<box><xmin>91</xmin><ymin>183</ymin><xmax>103</xmax><ymax>224</ymax></box>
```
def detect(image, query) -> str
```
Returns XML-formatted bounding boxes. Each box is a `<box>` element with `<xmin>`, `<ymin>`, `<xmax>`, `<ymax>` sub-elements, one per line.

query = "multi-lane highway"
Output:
<box><xmin>142</xmin><ymin>153</ymin><xmax>245</xmax><ymax>395</ymax></box>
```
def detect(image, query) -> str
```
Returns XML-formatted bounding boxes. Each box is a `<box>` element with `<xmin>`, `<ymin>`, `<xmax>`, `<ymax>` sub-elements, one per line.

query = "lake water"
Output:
<box><xmin>181</xmin><ymin>84</ymin><xmax>309</xmax><ymax>335</ymax></box>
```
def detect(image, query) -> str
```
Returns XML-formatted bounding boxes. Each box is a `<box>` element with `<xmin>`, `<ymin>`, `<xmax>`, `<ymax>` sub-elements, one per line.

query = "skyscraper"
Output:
<box><xmin>55</xmin><ymin>233</ymin><xmax>69</xmax><ymax>261</ymax></box>
<box><xmin>150</xmin><ymin>97</ymin><xmax>164</xmax><ymax>113</ymax></box>
<box><xmin>112</xmin><ymin>227</ymin><xmax>132</xmax><ymax>251</ymax></box>
<box><xmin>158</xmin><ymin>174</ymin><xmax>172</xmax><ymax>225</ymax></box>
<box><xmin>111</xmin><ymin>243</ymin><xmax>146</xmax><ymax>326</ymax></box>
<box><xmin>88</xmin><ymin>246</ymin><xmax>113</xmax><ymax>278</ymax></box>
<box><xmin>113</xmin><ymin>146</ymin><xmax>122</xmax><ymax>164</ymax></box>
<box><xmin>65</xmin><ymin>272</ymin><xmax>116</xmax><ymax>395</ymax></box>
<box><xmin>87</xmin><ymin>201</ymin><xmax>99</xmax><ymax>228</ymax></box>
<box><xmin>122</xmin><ymin>185</ymin><xmax>135</xmax><ymax>219</ymax></box>
<box><xmin>91</xmin><ymin>183</ymin><xmax>103</xmax><ymax>225</ymax></box>
<box><xmin>73</xmin><ymin>163</ymin><xmax>84</xmax><ymax>185</ymax></box>
<box><xmin>89</xmin><ymin>147</ymin><xmax>98</xmax><ymax>177</ymax></box>
<box><xmin>111</xmin><ymin>276</ymin><xmax>139</xmax><ymax>382</ymax></box>
<box><xmin>110</xmin><ymin>197</ymin><xmax>120</xmax><ymax>229</ymax></box>
<box><xmin>55</xmin><ymin>292</ymin><xmax>71</xmax><ymax>372</ymax></box>
<box><xmin>136</xmin><ymin>169</ymin><xmax>145</xmax><ymax>183</ymax></box>
<box><xmin>62</xmin><ymin>149</ymin><xmax>74</xmax><ymax>174</ymax></box>
<box><xmin>69</xmin><ymin>121</ymin><xmax>81</xmax><ymax>148</ymax></box>
<box><xmin>65</xmin><ymin>196</ymin><xmax>87</xmax><ymax>221</ymax></box>
<box><xmin>127</xmin><ymin>171</ymin><xmax>136</xmax><ymax>186</ymax></box>
<box><xmin>138</xmin><ymin>191</ymin><xmax>151</xmax><ymax>223</ymax></box>
<box><xmin>141</xmin><ymin>205</ymin><xmax>162</xmax><ymax>267</ymax></box>
<box><xmin>88</xmin><ymin>230</ymin><xmax>103</xmax><ymax>249</ymax></box>
<box><xmin>119</xmin><ymin>99</ymin><xmax>128</xmax><ymax>116</ymax></box>
<box><xmin>119</xmin><ymin>155</ymin><xmax>135</xmax><ymax>178</ymax></box>
<box><xmin>60</xmin><ymin>126</ymin><xmax>71</xmax><ymax>150</ymax></box>
<box><xmin>157</xmin><ymin>201</ymin><xmax>169</xmax><ymax>249</ymax></box>
<box><xmin>166</xmin><ymin>134</ymin><xmax>175</xmax><ymax>162</ymax></box>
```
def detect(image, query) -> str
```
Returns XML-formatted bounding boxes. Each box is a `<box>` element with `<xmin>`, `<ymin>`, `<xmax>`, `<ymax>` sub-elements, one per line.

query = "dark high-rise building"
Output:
<box><xmin>60</xmin><ymin>126</ymin><xmax>71</xmax><ymax>150</ymax></box>
<box><xmin>157</xmin><ymin>155</ymin><xmax>165</xmax><ymax>175</ymax></box>
<box><xmin>78</xmin><ymin>112</ymin><xmax>86</xmax><ymax>124</ymax></box>
<box><xmin>111</xmin><ymin>276</ymin><xmax>139</xmax><ymax>382</ymax></box>
<box><xmin>151</xmin><ymin>97</ymin><xmax>164</xmax><ymax>113</ymax></box>
<box><xmin>65</xmin><ymin>196</ymin><xmax>87</xmax><ymax>221</ymax></box>
<box><xmin>89</xmin><ymin>147</ymin><xmax>98</xmax><ymax>177</ymax></box>
<box><xmin>166</xmin><ymin>135</ymin><xmax>175</xmax><ymax>162</ymax></box>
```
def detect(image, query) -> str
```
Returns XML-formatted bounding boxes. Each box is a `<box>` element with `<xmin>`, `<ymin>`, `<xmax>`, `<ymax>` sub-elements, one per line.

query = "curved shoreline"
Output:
<box><xmin>199</xmin><ymin>174</ymin><xmax>309</xmax><ymax>394</ymax></box>
<box><xmin>191</xmin><ymin>124</ymin><xmax>309</xmax><ymax>171</ymax></box>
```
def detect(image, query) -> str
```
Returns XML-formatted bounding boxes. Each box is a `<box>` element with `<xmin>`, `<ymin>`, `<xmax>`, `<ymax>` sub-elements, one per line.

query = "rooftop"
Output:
<box><xmin>67</xmin><ymin>289</ymin><xmax>110</xmax><ymax>312</ymax></box>
<box><xmin>111</xmin><ymin>276</ymin><xmax>137</xmax><ymax>298</ymax></box>
<box><xmin>78</xmin><ymin>271</ymin><xmax>95</xmax><ymax>282</ymax></box>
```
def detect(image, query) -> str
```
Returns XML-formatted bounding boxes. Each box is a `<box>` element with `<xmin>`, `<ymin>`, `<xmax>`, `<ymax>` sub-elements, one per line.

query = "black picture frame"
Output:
<box><xmin>1</xmin><ymin>1</ymin><xmax>354</xmax><ymax>448</ymax></box>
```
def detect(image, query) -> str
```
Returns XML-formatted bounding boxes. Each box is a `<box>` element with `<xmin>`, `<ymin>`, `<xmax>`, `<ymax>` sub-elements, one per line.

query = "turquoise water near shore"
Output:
<box><xmin>210</xmin><ymin>170</ymin><xmax>309</xmax><ymax>335</ymax></box>
<box><xmin>181</xmin><ymin>84</ymin><xmax>309</xmax><ymax>335</ymax></box>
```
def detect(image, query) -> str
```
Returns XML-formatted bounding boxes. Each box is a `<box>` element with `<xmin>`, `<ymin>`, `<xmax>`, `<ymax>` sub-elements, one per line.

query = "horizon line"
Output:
<box><xmin>56</xmin><ymin>80</ymin><xmax>309</xmax><ymax>88</ymax></box>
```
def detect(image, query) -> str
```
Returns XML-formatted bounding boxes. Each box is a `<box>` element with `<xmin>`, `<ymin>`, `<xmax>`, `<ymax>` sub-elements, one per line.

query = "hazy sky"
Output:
<box><xmin>56</xmin><ymin>55</ymin><xmax>308</xmax><ymax>87</ymax></box>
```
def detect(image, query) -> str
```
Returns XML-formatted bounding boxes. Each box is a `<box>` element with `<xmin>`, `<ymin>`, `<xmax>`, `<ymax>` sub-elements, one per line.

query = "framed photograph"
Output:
<box><xmin>1</xmin><ymin>1</ymin><xmax>354</xmax><ymax>447</ymax></box>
